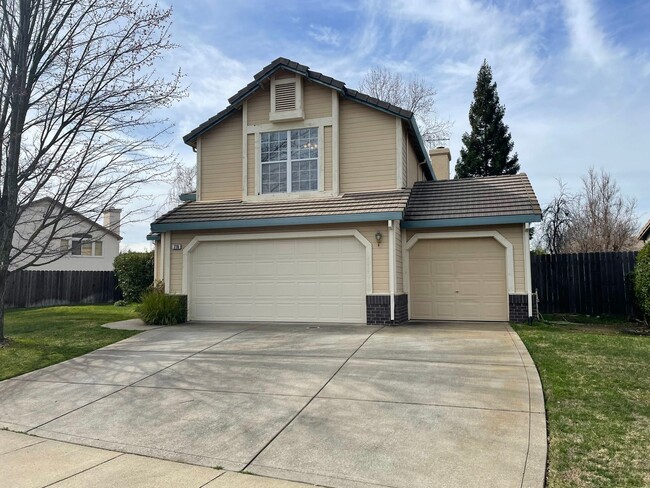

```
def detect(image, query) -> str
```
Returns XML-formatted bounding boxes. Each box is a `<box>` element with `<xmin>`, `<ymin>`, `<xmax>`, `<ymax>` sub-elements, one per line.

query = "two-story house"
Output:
<box><xmin>149</xmin><ymin>58</ymin><xmax>541</xmax><ymax>325</ymax></box>
<box><xmin>13</xmin><ymin>198</ymin><xmax>121</xmax><ymax>272</ymax></box>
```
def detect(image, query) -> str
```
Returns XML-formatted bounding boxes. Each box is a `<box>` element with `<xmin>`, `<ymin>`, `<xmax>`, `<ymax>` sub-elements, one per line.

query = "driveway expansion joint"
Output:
<box><xmin>26</xmin><ymin>326</ymin><xmax>259</xmax><ymax>434</ymax></box>
<box><xmin>242</xmin><ymin>326</ymin><xmax>385</xmax><ymax>471</ymax></box>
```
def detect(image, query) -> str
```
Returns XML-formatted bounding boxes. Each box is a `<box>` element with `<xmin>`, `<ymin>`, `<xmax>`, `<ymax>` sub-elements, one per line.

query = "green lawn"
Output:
<box><xmin>0</xmin><ymin>304</ymin><xmax>140</xmax><ymax>381</ymax></box>
<box><xmin>513</xmin><ymin>318</ymin><xmax>650</xmax><ymax>488</ymax></box>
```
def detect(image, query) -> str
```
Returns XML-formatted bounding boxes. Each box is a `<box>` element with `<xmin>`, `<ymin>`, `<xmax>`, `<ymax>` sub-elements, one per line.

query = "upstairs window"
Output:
<box><xmin>261</xmin><ymin>128</ymin><xmax>318</xmax><ymax>194</ymax></box>
<box><xmin>269</xmin><ymin>76</ymin><xmax>304</xmax><ymax>121</ymax></box>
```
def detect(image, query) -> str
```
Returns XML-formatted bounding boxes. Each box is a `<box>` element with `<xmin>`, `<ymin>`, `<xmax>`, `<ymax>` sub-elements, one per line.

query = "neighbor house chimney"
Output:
<box><xmin>103</xmin><ymin>208</ymin><xmax>122</xmax><ymax>237</ymax></box>
<box><xmin>429</xmin><ymin>147</ymin><xmax>451</xmax><ymax>180</ymax></box>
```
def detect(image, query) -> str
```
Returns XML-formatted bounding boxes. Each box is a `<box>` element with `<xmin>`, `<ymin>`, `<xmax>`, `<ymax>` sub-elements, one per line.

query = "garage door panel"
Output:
<box><xmin>190</xmin><ymin>237</ymin><xmax>366</xmax><ymax>323</ymax></box>
<box><xmin>410</xmin><ymin>238</ymin><xmax>507</xmax><ymax>321</ymax></box>
<box><xmin>433</xmin><ymin>261</ymin><xmax>455</xmax><ymax>276</ymax></box>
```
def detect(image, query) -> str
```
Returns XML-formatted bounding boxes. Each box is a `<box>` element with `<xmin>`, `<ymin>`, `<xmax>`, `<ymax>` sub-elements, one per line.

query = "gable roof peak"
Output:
<box><xmin>183</xmin><ymin>57</ymin><xmax>433</xmax><ymax>179</ymax></box>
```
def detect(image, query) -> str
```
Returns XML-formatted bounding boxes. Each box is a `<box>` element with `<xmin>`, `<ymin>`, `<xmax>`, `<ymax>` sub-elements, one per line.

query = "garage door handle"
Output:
<box><xmin>455</xmin><ymin>290</ymin><xmax>459</xmax><ymax>293</ymax></box>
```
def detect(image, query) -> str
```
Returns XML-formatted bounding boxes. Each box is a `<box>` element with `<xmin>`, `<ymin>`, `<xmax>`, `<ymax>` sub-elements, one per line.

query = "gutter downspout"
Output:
<box><xmin>524</xmin><ymin>223</ymin><xmax>533</xmax><ymax>324</ymax></box>
<box><xmin>388</xmin><ymin>220</ymin><xmax>395</xmax><ymax>322</ymax></box>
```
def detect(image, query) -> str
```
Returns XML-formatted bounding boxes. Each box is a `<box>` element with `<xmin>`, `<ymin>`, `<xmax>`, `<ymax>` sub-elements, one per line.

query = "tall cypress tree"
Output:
<box><xmin>455</xmin><ymin>60</ymin><xmax>519</xmax><ymax>178</ymax></box>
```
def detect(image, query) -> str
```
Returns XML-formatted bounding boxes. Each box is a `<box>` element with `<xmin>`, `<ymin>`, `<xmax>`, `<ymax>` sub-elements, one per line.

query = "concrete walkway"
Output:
<box><xmin>0</xmin><ymin>430</ymin><xmax>312</xmax><ymax>487</ymax></box>
<box><xmin>0</xmin><ymin>321</ymin><xmax>546</xmax><ymax>488</ymax></box>
<box><xmin>101</xmin><ymin>318</ymin><xmax>161</xmax><ymax>331</ymax></box>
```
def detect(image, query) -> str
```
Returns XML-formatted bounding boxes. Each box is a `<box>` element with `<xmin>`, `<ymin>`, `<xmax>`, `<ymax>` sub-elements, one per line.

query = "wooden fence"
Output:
<box><xmin>531</xmin><ymin>251</ymin><xmax>638</xmax><ymax>316</ymax></box>
<box><xmin>4</xmin><ymin>270</ymin><xmax>121</xmax><ymax>309</ymax></box>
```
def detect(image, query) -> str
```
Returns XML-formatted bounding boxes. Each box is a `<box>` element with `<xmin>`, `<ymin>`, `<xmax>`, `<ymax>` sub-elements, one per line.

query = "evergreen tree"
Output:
<box><xmin>455</xmin><ymin>60</ymin><xmax>520</xmax><ymax>178</ymax></box>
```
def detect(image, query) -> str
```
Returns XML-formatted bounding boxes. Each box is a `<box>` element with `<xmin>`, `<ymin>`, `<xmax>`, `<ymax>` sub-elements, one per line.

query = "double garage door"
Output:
<box><xmin>189</xmin><ymin>237</ymin><xmax>366</xmax><ymax>323</ymax></box>
<box><xmin>409</xmin><ymin>237</ymin><xmax>508</xmax><ymax>321</ymax></box>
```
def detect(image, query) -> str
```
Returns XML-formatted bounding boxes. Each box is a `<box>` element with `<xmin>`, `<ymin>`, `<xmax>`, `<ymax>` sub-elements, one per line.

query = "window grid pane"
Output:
<box><xmin>94</xmin><ymin>241</ymin><xmax>103</xmax><ymax>256</ymax></box>
<box><xmin>260</xmin><ymin>128</ymin><xmax>318</xmax><ymax>194</ymax></box>
<box><xmin>261</xmin><ymin>162</ymin><xmax>287</xmax><ymax>194</ymax></box>
<box><xmin>291</xmin><ymin>159</ymin><xmax>318</xmax><ymax>192</ymax></box>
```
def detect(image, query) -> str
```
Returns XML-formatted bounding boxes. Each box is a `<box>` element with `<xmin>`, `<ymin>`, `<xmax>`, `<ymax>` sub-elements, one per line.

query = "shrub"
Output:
<box><xmin>138</xmin><ymin>291</ymin><xmax>187</xmax><ymax>325</ymax></box>
<box><xmin>113</xmin><ymin>251</ymin><xmax>154</xmax><ymax>302</ymax></box>
<box><xmin>634</xmin><ymin>243</ymin><xmax>650</xmax><ymax>321</ymax></box>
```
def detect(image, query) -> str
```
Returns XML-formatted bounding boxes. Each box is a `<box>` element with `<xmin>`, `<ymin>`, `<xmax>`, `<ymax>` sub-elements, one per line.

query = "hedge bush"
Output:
<box><xmin>634</xmin><ymin>243</ymin><xmax>650</xmax><ymax>320</ymax></box>
<box><xmin>138</xmin><ymin>291</ymin><xmax>187</xmax><ymax>325</ymax></box>
<box><xmin>113</xmin><ymin>251</ymin><xmax>154</xmax><ymax>302</ymax></box>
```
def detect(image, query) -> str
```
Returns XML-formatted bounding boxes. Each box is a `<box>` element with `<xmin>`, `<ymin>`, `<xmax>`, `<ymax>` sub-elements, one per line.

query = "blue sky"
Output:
<box><xmin>123</xmin><ymin>0</ymin><xmax>650</xmax><ymax>250</ymax></box>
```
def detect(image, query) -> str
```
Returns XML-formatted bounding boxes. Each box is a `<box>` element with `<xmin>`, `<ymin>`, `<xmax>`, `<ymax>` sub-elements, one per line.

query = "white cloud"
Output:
<box><xmin>562</xmin><ymin>0</ymin><xmax>620</xmax><ymax>66</ymax></box>
<box><xmin>308</xmin><ymin>25</ymin><xmax>341</xmax><ymax>47</ymax></box>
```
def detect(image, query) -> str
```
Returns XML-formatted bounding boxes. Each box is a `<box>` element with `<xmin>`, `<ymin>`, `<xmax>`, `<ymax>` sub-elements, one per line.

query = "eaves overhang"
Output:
<box><xmin>402</xmin><ymin>214</ymin><xmax>542</xmax><ymax>229</ymax></box>
<box><xmin>151</xmin><ymin>211</ymin><xmax>404</xmax><ymax>233</ymax></box>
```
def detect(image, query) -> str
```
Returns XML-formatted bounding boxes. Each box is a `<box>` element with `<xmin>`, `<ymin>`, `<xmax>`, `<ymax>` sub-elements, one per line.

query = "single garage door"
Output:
<box><xmin>189</xmin><ymin>237</ymin><xmax>367</xmax><ymax>323</ymax></box>
<box><xmin>409</xmin><ymin>237</ymin><xmax>507</xmax><ymax>321</ymax></box>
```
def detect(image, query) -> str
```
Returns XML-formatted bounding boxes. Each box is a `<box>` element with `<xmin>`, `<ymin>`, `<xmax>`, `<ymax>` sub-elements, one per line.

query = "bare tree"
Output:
<box><xmin>538</xmin><ymin>180</ymin><xmax>573</xmax><ymax>253</ymax></box>
<box><xmin>159</xmin><ymin>163</ymin><xmax>196</xmax><ymax>214</ymax></box>
<box><xmin>0</xmin><ymin>0</ymin><xmax>185</xmax><ymax>342</ymax></box>
<box><xmin>359</xmin><ymin>67</ymin><xmax>451</xmax><ymax>147</ymax></box>
<box><xmin>565</xmin><ymin>168</ymin><xmax>638</xmax><ymax>253</ymax></box>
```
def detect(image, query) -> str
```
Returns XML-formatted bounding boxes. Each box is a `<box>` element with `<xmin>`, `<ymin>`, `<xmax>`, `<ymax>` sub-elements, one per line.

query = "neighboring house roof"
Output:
<box><xmin>182</xmin><ymin>57</ymin><xmax>435</xmax><ymax>180</ymax></box>
<box><xmin>403</xmin><ymin>174</ymin><xmax>542</xmax><ymax>228</ymax></box>
<box><xmin>150</xmin><ymin>190</ymin><xmax>410</xmax><ymax>232</ymax></box>
<box><xmin>639</xmin><ymin>219</ymin><xmax>650</xmax><ymax>241</ymax></box>
<box><xmin>26</xmin><ymin>197</ymin><xmax>122</xmax><ymax>240</ymax></box>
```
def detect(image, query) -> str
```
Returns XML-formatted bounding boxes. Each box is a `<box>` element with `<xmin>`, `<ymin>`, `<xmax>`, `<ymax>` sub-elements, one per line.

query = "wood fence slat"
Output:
<box><xmin>532</xmin><ymin>251</ymin><xmax>639</xmax><ymax>316</ymax></box>
<box><xmin>4</xmin><ymin>270</ymin><xmax>120</xmax><ymax>309</ymax></box>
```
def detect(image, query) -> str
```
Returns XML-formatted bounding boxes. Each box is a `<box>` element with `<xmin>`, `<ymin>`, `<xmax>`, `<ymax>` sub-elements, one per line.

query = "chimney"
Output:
<box><xmin>103</xmin><ymin>208</ymin><xmax>122</xmax><ymax>237</ymax></box>
<box><xmin>429</xmin><ymin>147</ymin><xmax>451</xmax><ymax>180</ymax></box>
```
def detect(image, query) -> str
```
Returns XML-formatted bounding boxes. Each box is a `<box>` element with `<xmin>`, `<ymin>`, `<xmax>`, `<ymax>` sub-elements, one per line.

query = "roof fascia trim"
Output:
<box><xmin>151</xmin><ymin>211</ymin><xmax>403</xmax><ymax>232</ymax></box>
<box><xmin>402</xmin><ymin>214</ymin><xmax>542</xmax><ymax>229</ymax></box>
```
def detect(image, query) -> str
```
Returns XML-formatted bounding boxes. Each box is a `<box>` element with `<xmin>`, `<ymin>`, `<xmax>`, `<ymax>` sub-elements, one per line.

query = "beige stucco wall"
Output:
<box><xmin>404</xmin><ymin>224</ymin><xmax>527</xmax><ymax>294</ymax></box>
<box><xmin>406</xmin><ymin>137</ymin><xmax>422</xmax><ymax>187</ymax></box>
<box><xmin>303</xmin><ymin>81</ymin><xmax>332</xmax><ymax>119</ymax></box>
<box><xmin>163</xmin><ymin>222</ymin><xmax>391</xmax><ymax>296</ymax></box>
<box><xmin>199</xmin><ymin>111</ymin><xmax>242</xmax><ymax>201</ymax></box>
<box><xmin>339</xmin><ymin>99</ymin><xmax>396</xmax><ymax>193</ymax></box>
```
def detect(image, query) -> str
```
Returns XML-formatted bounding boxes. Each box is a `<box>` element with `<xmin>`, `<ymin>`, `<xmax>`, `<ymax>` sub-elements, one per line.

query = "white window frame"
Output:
<box><xmin>269</xmin><ymin>76</ymin><xmax>304</xmax><ymax>122</ymax></box>
<box><xmin>259</xmin><ymin>127</ymin><xmax>322</xmax><ymax>196</ymax></box>
<box><xmin>61</xmin><ymin>238</ymin><xmax>104</xmax><ymax>258</ymax></box>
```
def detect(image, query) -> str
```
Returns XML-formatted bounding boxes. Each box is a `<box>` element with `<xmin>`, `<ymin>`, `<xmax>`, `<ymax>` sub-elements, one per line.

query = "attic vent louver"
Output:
<box><xmin>274</xmin><ymin>81</ymin><xmax>296</xmax><ymax>112</ymax></box>
<box><xmin>269</xmin><ymin>76</ymin><xmax>304</xmax><ymax>121</ymax></box>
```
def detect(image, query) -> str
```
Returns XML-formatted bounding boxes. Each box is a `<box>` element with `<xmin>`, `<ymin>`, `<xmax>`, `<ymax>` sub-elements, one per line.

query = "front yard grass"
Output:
<box><xmin>513</xmin><ymin>317</ymin><xmax>650</xmax><ymax>487</ymax></box>
<box><xmin>0</xmin><ymin>304</ymin><xmax>139</xmax><ymax>381</ymax></box>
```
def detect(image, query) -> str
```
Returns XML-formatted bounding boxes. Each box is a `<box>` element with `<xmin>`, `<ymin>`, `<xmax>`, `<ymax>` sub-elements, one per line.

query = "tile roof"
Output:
<box><xmin>181</xmin><ymin>57</ymin><xmax>433</xmax><ymax>179</ymax></box>
<box><xmin>153</xmin><ymin>190</ymin><xmax>411</xmax><ymax>226</ymax></box>
<box><xmin>405</xmin><ymin>174</ymin><xmax>542</xmax><ymax>221</ymax></box>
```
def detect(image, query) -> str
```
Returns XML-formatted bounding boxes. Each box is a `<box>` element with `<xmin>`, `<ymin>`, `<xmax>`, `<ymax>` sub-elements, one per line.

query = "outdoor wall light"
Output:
<box><xmin>375</xmin><ymin>232</ymin><xmax>383</xmax><ymax>246</ymax></box>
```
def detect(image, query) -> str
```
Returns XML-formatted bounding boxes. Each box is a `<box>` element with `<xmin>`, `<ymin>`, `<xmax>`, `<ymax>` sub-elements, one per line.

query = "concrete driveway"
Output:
<box><xmin>0</xmin><ymin>322</ymin><xmax>546</xmax><ymax>488</ymax></box>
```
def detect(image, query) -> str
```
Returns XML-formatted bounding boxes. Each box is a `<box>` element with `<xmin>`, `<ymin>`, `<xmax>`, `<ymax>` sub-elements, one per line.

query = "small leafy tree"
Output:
<box><xmin>455</xmin><ymin>60</ymin><xmax>519</xmax><ymax>178</ymax></box>
<box><xmin>114</xmin><ymin>252</ymin><xmax>154</xmax><ymax>302</ymax></box>
<box><xmin>634</xmin><ymin>244</ymin><xmax>650</xmax><ymax>322</ymax></box>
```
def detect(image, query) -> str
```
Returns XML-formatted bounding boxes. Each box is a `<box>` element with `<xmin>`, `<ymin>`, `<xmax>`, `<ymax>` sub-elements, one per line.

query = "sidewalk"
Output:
<box><xmin>0</xmin><ymin>430</ymin><xmax>314</xmax><ymax>488</ymax></box>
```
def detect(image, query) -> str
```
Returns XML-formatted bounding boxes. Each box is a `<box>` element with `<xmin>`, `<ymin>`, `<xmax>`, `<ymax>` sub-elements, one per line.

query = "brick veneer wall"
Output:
<box><xmin>509</xmin><ymin>293</ymin><xmax>538</xmax><ymax>323</ymax></box>
<box><xmin>394</xmin><ymin>294</ymin><xmax>408</xmax><ymax>324</ymax></box>
<box><xmin>366</xmin><ymin>294</ymin><xmax>409</xmax><ymax>325</ymax></box>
